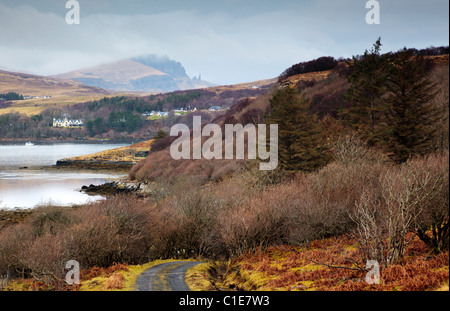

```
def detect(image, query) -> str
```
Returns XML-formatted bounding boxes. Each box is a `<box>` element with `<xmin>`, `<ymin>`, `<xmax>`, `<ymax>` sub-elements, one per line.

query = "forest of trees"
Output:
<box><xmin>279</xmin><ymin>45</ymin><xmax>449</xmax><ymax>82</ymax></box>
<box><xmin>0</xmin><ymin>86</ymin><xmax>270</xmax><ymax>140</ymax></box>
<box><xmin>0</xmin><ymin>92</ymin><xmax>24</xmax><ymax>101</ymax></box>
<box><xmin>279</xmin><ymin>56</ymin><xmax>340</xmax><ymax>81</ymax></box>
<box><xmin>271</xmin><ymin>40</ymin><xmax>449</xmax><ymax>170</ymax></box>
<box><xmin>342</xmin><ymin>39</ymin><xmax>444</xmax><ymax>163</ymax></box>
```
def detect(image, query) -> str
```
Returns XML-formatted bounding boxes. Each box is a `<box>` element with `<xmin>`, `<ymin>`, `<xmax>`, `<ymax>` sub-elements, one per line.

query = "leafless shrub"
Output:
<box><xmin>352</xmin><ymin>152</ymin><xmax>449</xmax><ymax>267</ymax></box>
<box><xmin>330</xmin><ymin>134</ymin><xmax>389</xmax><ymax>167</ymax></box>
<box><xmin>69</xmin><ymin>195</ymin><xmax>153</xmax><ymax>267</ymax></box>
<box><xmin>149</xmin><ymin>188</ymin><xmax>223</xmax><ymax>259</ymax></box>
<box><xmin>19</xmin><ymin>232</ymin><xmax>72</xmax><ymax>287</ymax></box>
<box><xmin>0</xmin><ymin>223</ymin><xmax>32</xmax><ymax>274</ymax></box>
<box><xmin>218</xmin><ymin>191</ymin><xmax>291</xmax><ymax>257</ymax></box>
<box><xmin>30</xmin><ymin>205</ymin><xmax>74</xmax><ymax>237</ymax></box>
<box><xmin>287</xmin><ymin>152</ymin><xmax>387</xmax><ymax>244</ymax></box>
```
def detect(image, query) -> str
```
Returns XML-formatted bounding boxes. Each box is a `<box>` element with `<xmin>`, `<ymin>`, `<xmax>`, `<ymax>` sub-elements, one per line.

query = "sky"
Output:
<box><xmin>0</xmin><ymin>0</ymin><xmax>448</xmax><ymax>85</ymax></box>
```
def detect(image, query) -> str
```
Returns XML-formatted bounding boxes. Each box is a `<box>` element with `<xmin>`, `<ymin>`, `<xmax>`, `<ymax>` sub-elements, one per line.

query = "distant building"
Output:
<box><xmin>186</xmin><ymin>106</ymin><xmax>197</xmax><ymax>112</ymax></box>
<box><xmin>209</xmin><ymin>106</ymin><xmax>222</xmax><ymax>111</ymax></box>
<box><xmin>53</xmin><ymin>115</ymin><xmax>84</xmax><ymax>128</ymax></box>
<box><xmin>157</xmin><ymin>112</ymin><xmax>169</xmax><ymax>117</ymax></box>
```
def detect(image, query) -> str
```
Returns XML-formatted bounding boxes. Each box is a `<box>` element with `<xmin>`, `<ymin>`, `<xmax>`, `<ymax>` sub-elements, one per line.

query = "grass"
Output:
<box><xmin>2</xmin><ymin>258</ymin><xmax>197</xmax><ymax>291</ymax></box>
<box><xmin>79</xmin><ymin>260</ymin><xmax>180</xmax><ymax>291</ymax></box>
<box><xmin>147</xmin><ymin>115</ymin><xmax>168</xmax><ymax>120</ymax></box>
<box><xmin>78</xmin><ymin>259</ymin><xmax>204</xmax><ymax>291</ymax></box>
<box><xmin>185</xmin><ymin>262</ymin><xmax>216</xmax><ymax>291</ymax></box>
<box><xmin>0</xmin><ymin>69</ymin><xmax>117</xmax><ymax>116</ymax></box>
<box><xmin>202</xmin><ymin>235</ymin><xmax>449</xmax><ymax>291</ymax></box>
<box><xmin>0</xmin><ymin>95</ymin><xmax>118</xmax><ymax>116</ymax></box>
<box><xmin>0</xmin><ymin>209</ymin><xmax>32</xmax><ymax>230</ymax></box>
<box><xmin>62</xmin><ymin>139</ymin><xmax>154</xmax><ymax>164</ymax></box>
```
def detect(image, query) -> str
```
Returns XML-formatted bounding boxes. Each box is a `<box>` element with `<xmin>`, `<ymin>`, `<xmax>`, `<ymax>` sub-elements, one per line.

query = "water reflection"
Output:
<box><xmin>0</xmin><ymin>143</ymin><xmax>128</xmax><ymax>209</ymax></box>
<box><xmin>0</xmin><ymin>170</ymin><xmax>119</xmax><ymax>209</ymax></box>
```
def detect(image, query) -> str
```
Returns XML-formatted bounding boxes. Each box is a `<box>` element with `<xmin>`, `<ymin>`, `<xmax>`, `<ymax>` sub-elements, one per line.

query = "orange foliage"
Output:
<box><xmin>226</xmin><ymin>234</ymin><xmax>449</xmax><ymax>291</ymax></box>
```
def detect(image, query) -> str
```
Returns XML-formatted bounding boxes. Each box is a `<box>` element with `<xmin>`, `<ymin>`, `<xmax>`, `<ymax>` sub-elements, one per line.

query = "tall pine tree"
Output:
<box><xmin>266</xmin><ymin>86</ymin><xmax>329</xmax><ymax>172</ymax></box>
<box><xmin>342</xmin><ymin>38</ymin><xmax>390</xmax><ymax>144</ymax></box>
<box><xmin>384</xmin><ymin>50</ymin><xmax>440</xmax><ymax>163</ymax></box>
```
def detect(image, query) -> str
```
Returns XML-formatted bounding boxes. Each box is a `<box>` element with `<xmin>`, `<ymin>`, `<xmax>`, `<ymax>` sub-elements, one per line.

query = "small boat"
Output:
<box><xmin>25</xmin><ymin>142</ymin><xmax>34</xmax><ymax>146</ymax></box>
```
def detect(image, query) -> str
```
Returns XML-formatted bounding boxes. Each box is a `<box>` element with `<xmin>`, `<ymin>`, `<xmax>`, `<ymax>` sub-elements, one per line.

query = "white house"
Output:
<box><xmin>53</xmin><ymin>116</ymin><xmax>84</xmax><ymax>128</ymax></box>
<box><xmin>157</xmin><ymin>112</ymin><xmax>169</xmax><ymax>117</ymax></box>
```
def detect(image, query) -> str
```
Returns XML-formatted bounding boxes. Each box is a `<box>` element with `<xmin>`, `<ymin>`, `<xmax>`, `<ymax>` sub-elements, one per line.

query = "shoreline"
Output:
<box><xmin>54</xmin><ymin>159</ymin><xmax>135</xmax><ymax>172</ymax></box>
<box><xmin>0</xmin><ymin>138</ymin><xmax>142</xmax><ymax>145</ymax></box>
<box><xmin>53</xmin><ymin>139</ymin><xmax>153</xmax><ymax>172</ymax></box>
<box><xmin>0</xmin><ymin>140</ymin><xmax>153</xmax><ymax>212</ymax></box>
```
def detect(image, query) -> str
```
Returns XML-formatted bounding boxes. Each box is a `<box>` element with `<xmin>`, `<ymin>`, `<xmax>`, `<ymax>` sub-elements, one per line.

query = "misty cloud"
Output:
<box><xmin>0</xmin><ymin>0</ymin><xmax>448</xmax><ymax>85</ymax></box>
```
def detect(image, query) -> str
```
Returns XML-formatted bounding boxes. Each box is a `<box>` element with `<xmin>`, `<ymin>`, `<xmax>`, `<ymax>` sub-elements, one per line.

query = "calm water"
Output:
<box><xmin>0</xmin><ymin>143</ymin><xmax>128</xmax><ymax>209</ymax></box>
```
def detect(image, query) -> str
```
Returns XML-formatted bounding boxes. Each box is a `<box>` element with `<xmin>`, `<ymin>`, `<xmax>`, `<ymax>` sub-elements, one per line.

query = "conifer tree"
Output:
<box><xmin>154</xmin><ymin>129</ymin><xmax>168</xmax><ymax>142</ymax></box>
<box><xmin>266</xmin><ymin>86</ymin><xmax>329</xmax><ymax>172</ymax></box>
<box><xmin>384</xmin><ymin>50</ymin><xmax>439</xmax><ymax>163</ymax></box>
<box><xmin>342</xmin><ymin>38</ymin><xmax>390</xmax><ymax>144</ymax></box>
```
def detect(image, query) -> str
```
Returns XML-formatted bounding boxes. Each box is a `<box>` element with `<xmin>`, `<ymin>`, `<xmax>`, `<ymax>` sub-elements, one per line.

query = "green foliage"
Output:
<box><xmin>279</xmin><ymin>56</ymin><xmax>339</xmax><ymax>81</ymax></box>
<box><xmin>340</xmin><ymin>39</ymin><xmax>442</xmax><ymax>163</ymax></box>
<box><xmin>108</xmin><ymin>111</ymin><xmax>143</xmax><ymax>133</ymax></box>
<box><xmin>153</xmin><ymin>129</ymin><xmax>168</xmax><ymax>142</ymax></box>
<box><xmin>0</xmin><ymin>92</ymin><xmax>24</xmax><ymax>101</ymax></box>
<box><xmin>341</xmin><ymin>38</ymin><xmax>390</xmax><ymax>143</ymax></box>
<box><xmin>384</xmin><ymin>50</ymin><xmax>440</xmax><ymax>163</ymax></box>
<box><xmin>266</xmin><ymin>87</ymin><xmax>330</xmax><ymax>172</ymax></box>
<box><xmin>86</xmin><ymin>117</ymin><xmax>105</xmax><ymax>137</ymax></box>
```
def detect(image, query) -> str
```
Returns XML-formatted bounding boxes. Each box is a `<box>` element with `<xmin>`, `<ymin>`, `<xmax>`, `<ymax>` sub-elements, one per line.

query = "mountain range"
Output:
<box><xmin>51</xmin><ymin>54</ymin><xmax>215</xmax><ymax>93</ymax></box>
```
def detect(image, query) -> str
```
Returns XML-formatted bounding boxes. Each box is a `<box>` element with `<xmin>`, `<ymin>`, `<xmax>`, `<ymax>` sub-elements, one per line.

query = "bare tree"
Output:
<box><xmin>352</xmin><ymin>156</ymin><xmax>448</xmax><ymax>267</ymax></box>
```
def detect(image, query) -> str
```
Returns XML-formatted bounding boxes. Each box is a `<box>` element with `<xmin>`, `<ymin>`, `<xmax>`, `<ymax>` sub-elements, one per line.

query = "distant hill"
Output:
<box><xmin>0</xmin><ymin>69</ymin><xmax>112</xmax><ymax>115</ymax></box>
<box><xmin>51</xmin><ymin>55</ymin><xmax>215</xmax><ymax>93</ymax></box>
<box><xmin>0</xmin><ymin>69</ymin><xmax>110</xmax><ymax>97</ymax></box>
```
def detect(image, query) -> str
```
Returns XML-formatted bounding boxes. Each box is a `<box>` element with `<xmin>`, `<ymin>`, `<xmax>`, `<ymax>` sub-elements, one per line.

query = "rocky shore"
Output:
<box><xmin>54</xmin><ymin>139</ymin><xmax>153</xmax><ymax>171</ymax></box>
<box><xmin>81</xmin><ymin>180</ymin><xmax>154</xmax><ymax>197</ymax></box>
<box><xmin>55</xmin><ymin>159</ymin><xmax>136</xmax><ymax>171</ymax></box>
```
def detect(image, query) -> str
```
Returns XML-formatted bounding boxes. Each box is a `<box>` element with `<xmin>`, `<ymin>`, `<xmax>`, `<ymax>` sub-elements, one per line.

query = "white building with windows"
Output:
<box><xmin>157</xmin><ymin>112</ymin><xmax>169</xmax><ymax>117</ymax></box>
<box><xmin>53</xmin><ymin>115</ymin><xmax>84</xmax><ymax>128</ymax></box>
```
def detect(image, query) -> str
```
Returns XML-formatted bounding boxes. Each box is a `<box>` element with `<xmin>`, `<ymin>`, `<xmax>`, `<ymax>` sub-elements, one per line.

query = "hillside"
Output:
<box><xmin>127</xmin><ymin>61</ymin><xmax>341</xmax><ymax>182</ymax></box>
<box><xmin>0</xmin><ymin>69</ymin><xmax>112</xmax><ymax>115</ymax></box>
<box><xmin>0</xmin><ymin>47</ymin><xmax>448</xmax><ymax>293</ymax></box>
<box><xmin>129</xmin><ymin>53</ymin><xmax>449</xmax><ymax>181</ymax></box>
<box><xmin>0</xmin><ymin>72</ymin><xmax>275</xmax><ymax>140</ymax></box>
<box><xmin>52</xmin><ymin>55</ymin><xmax>215</xmax><ymax>93</ymax></box>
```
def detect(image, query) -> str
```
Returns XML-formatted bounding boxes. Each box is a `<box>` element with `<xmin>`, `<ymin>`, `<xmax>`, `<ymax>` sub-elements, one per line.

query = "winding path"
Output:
<box><xmin>135</xmin><ymin>261</ymin><xmax>203</xmax><ymax>291</ymax></box>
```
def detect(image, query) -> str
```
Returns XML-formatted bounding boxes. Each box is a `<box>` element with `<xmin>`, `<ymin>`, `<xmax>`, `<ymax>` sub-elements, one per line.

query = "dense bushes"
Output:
<box><xmin>279</xmin><ymin>56</ymin><xmax>339</xmax><ymax>81</ymax></box>
<box><xmin>352</xmin><ymin>152</ymin><xmax>448</xmax><ymax>267</ymax></box>
<box><xmin>0</xmin><ymin>142</ymin><xmax>448</xmax><ymax>288</ymax></box>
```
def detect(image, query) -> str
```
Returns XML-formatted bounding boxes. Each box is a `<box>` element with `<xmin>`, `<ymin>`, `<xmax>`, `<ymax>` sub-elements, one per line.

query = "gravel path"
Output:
<box><xmin>135</xmin><ymin>261</ymin><xmax>203</xmax><ymax>291</ymax></box>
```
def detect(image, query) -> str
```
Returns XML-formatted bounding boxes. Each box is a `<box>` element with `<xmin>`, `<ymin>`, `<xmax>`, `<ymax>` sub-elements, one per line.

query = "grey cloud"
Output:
<box><xmin>0</xmin><ymin>0</ymin><xmax>448</xmax><ymax>85</ymax></box>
